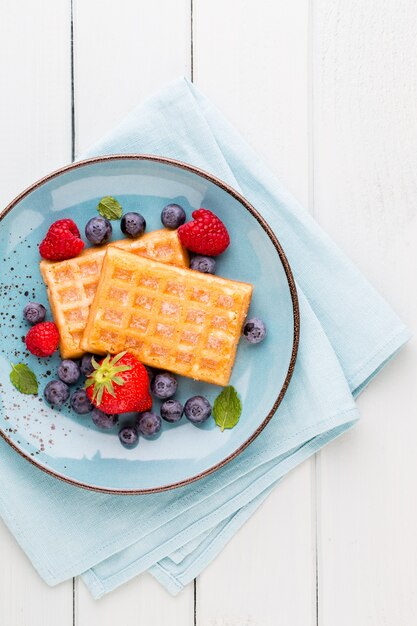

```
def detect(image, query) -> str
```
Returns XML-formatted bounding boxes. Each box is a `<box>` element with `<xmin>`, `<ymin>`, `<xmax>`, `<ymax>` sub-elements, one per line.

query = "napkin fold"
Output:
<box><xmin>0</xmin><ymin>78</ymin><xmax>409</xmax><ymax>598</ymax></box>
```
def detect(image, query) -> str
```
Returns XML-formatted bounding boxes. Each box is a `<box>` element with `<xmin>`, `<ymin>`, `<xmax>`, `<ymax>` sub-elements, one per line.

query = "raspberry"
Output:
<box><xmin>39</xmin><ymin>219</ymin><xmax>84</xmax><ymax>261</ymax></box>
<box><xmin>48</xmin><ymin>219</ymin><xmax>80</xmax><ymax>238</ymax></box>
<box><xmin>25</xmin><ymin>322</ymin><xmax>60</xmax><ymax>357</ymax></box>
<box><xmin>178</xmin><ymin>209</ymin><xmax>230</xmax><ymax>256</ymax></box>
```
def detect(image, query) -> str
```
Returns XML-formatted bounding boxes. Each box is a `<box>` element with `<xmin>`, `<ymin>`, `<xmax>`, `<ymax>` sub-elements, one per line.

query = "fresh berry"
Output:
<box><xmin>178</xmin><ymin>209</ymin><xmax>230</xmax><ymax>256</ymax></box>
<box><xmin>91</xmin><ymin>408</ymin><xmax>118</xmax><ymax>429</ymax></box>
<box><xmin>44</xmin><ymin>380</ymin><xmax>70</xmax><ymax>409</ymax></box>
<box><xmin>80</xmin><ymin>353</ymin><xmax>95</xmax><ymax>377</ymax></box>
<box><xmin>242</xmin><ymin>318</ymin><xmax>267</xmax><ymax>344</ymax></box>
<box><xmin>58</xmin><ymin>359</ymin><xmax>80</xmax><ymax>385</ymax></box>
<box><xmin>150</xmin><ymin>372</ymin><xmax>177</xmax><ymax>399</ymax></box>
<box><xmin>184</xmin><ymin>396</ymin><xmax>212</xmax><ymax>423</ymax></box>
<box><xmin>137</xmin><ymin>411</ymin><xmax>162</xmax><ymax>436</ymax></box>
<box><xmin>85</xmin><ymin>216</ymin><xmax>112</xmax><ymax>245</ymax></box>
<box><xmin>71</xmin><ymin>389</ymin><xmax>93</xmax><ymax>414</ymax></box>
<box><xmin>161</xmin><ymin>203</ymin><xmax>186</xmax><ymax>229</ymax></box>
<box><xmin>121</xmin><ymin>212</ymin><xmax>146</xmax><ymax>238</ymax></box>
<box><xmin>39</xmin><ymin>219</ymin><xmax>84</xmax><ymax>261</ymax></box>
<box><xmin>23</xmin><ymin>302</ymin><xmax>46</xmax><ymax>325</ymax></box>
<box><xmin>118</xmin><ymin>426</ymin><xmax>139</xmax><ymax>448</ymax></box>
<box><xmin>160</xmin><ymin>399</ymin><xmax>184</xmax><ymax>423</ymax></box>
<box><xmin>25</xmin><ymin>322</ymin><xmax>59</xmax><ymax>357</ymax></box>
<box><xmin>85</xmin><ymin>352</ymin><xmax>152</xmax><ymax>414</ymax></box>
<box><xmin>190</xmin><ymin>255</ymin><xmax>216</xmax><ymax>274</ymax></box>
<box><xmin>48</xmin><ymin>218</ymin><xmax>80</xmax><ymax>236</ymax></box>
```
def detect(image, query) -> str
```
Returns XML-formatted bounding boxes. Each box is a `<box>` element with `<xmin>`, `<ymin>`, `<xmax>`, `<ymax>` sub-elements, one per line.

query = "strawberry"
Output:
<box><xmin>25</xmin><ymin>322</ymin><xmax>60</xmax><ymax>357</ymax></box>
<box><xmin>85</xmin><ymin>352</ymin><xmax>152</xmax><ymax>414</ymax></box>
<box><xmin>178</xmin><ymin>209</ymin><xmax>230</xmax><ymax>256</ymax></box>
<box><xmin>39</xmin><ymin>219</ymin><xmax>84</xmax><ymax>261</ymax></box>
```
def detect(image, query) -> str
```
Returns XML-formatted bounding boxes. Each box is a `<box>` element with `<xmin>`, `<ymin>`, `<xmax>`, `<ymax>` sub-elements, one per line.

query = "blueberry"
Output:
<box><xmin>58</xmin><ymin>359</ymin><xmax>80</xmax><ymax>385</ymax></box>
<box><xmin>242</xmin><ymin>318</ymin><xmax>267</xmax><ymax>344</ymax></box>
<box><xmin>184</xmin><ymin>396</ymin><xmax>212</xmax><ymax>423</ymax></box>
<box><xmin>70</xmin><ymin>389</ymin><xmax>93</xmax><ymax>414</ymax></box>
<box><xmin>92</xmin><ymin>408</ymin><xmax>118</xmax><ymax>429</ymax></box>
<box><xmin>190</xmin><ymin>256</ymin><xmax>216</xmax><ymax>274</ymax></box>
<box><xmin>23</xmin><ymin>302</ymin><xmax>46</xmax><ymax>325</ymax></box>
<box><xmin>121</xmin><ymin>212</ymin><xmax>146</xmax><ymax>238</ymax></box>
<box><xmin>160</xmin><ymin>399</ymin><xmax>184</xmax><ymax>423</ymax></box>
<box><xmin>151</xmin><ymin>372</ymin><xmax>177</xmax><ymax>399</ymax></box>
<box><xmin>85</xmin><ymin>216</ymin><xmax>112</xmax><ymax>245</ymax></box>
<box><xmin>137</xmin><ymin>411</ymin><xmax>162</xmax><ymax>436</ymax></box>
<box><xmin>161</xmin><ymin>204</ymin><xmax>186</xmax><ymax>229</ymax></box>
<box><xmin>119</xmin><ymin>426</ymin><xmax>138</xmax><ymax>447</ymax></box>
<box><xmin>80</xmin><ymin>353</ymin><xmax>96</xmax><ymax>377</ymax></box>
<box><xmin>44</xmin><ymin>380</ymin><xmax>70</xmax><ymax>409</ymax></box>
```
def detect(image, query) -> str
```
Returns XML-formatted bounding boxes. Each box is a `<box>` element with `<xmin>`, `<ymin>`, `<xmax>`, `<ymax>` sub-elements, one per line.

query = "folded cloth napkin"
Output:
<box><xmin>0</xmin><ymin>78</ymin><xmax>410</xmax><ymax>597</ymax></box>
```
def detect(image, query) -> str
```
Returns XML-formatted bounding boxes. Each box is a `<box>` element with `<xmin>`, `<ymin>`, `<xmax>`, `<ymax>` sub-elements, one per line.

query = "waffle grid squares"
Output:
<box><xmin>81</xmin><ymin>247</ymin><xmax>253</xmax><ymax>386</ymax></box>
<box><xmin>40</xmin><ymin>229</ymin><xmax>188</xmax><ymax>359</ymax></box>
<box><xmin>40</xmin><ymin>250</ymin><xmax>106</xmax><ymax>358</ymax></box>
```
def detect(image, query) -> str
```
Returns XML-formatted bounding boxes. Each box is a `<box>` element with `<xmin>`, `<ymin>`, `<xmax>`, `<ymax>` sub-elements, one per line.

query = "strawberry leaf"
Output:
<box><xmin>85</xmin><ymin>351</ymin><xmax>131</xmax><ymax>406</ymax></box>
<box><xmin>96</xmin><ymin>386</ymin><xmax>104</xmax><ymax>405</ymax></box>
<box><xmin>112</xmin><ymin>365</ymin><xmax>132</xmax><ymax>374</ymax></box>
<box><xmin>111</xmin><ymin>351</ymin><xmax>127</xmax><ymax>364</ymax></box>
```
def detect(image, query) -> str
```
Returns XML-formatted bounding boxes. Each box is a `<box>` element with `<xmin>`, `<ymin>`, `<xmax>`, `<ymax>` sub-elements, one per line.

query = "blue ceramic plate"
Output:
<box><xmin>0</xmin><ymin>156</ymin><xmax>299</xmax><ymax>493</ymax></box>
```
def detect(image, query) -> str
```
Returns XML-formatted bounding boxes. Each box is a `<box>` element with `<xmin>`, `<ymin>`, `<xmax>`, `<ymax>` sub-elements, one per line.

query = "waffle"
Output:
<box><xmin>111</xmin><ymin>229</ymin><xmax>189</xmax><ymax>266</ymax></box>
<box><xmin>40</xmin><ymin>230</ymin><xmax>188</xmax><ymax>359</ymax></box>
<box><xmin>81</xmin><ymin>247</ymin><xmax>253</xmax><ymax>386</ymax></box>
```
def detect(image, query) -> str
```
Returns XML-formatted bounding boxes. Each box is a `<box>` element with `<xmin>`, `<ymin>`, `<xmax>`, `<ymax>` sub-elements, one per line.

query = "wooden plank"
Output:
<box><xmin>0</xmin><ymin>519</ymin><xmax>73</xmax><ymax>626</ymax></box>
<box><xmin>194</xmin><ymin>1</ymin><xmax>316</xmax><ymax>624</ymax></box>
<box><xmin>193</xmin><ymin>0</ymin><xmax>310</xmax><ymax>207</ymax></box>
<box><xmin>73</xmin><ymin>1</ymin><xmax>195</xmax><ymax>622</ymax></box>
<box><xmin>76</xmin><ymin>573</ymin><xmax>194</xmax><ymax>624</ymax></box>
<box><xmin>197</xmin><ymin>465</ymin><xmax>316</xmax><ymax>626</ymax></box>
<box><xmin>73</xmin><ymin>0</ymin><xmax>192</xmax><ymax>155</ymax></box>
<box><xmin>0</xmin><ymin>0</ymin><xmax>72</xmax><ymax>208</ymax></box>
<box><xmin>0</xmin><ymin>1</ymin><xmax>73</xmax><ymax>624</ymax></box>
<box><xmin>313</xmin><ymin>1</ymin><xmax>417</xmax><ymax>624</ymax></box>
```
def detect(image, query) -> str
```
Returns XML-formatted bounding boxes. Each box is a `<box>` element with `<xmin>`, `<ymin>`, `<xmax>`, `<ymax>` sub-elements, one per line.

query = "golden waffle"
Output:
<box><xmin>81</xmin><ymin>247</ymin><xmax>253</xmax><ymax>386</ymax></box>
<box><xmin>40</xmin><ymin>230</ymin><xmax>188</xmax><ymax>359</ymax></box>
<box><xmin>110</xmin><ymin>229</ymin><xmax>188</xmax><ymax>266</ymax></box>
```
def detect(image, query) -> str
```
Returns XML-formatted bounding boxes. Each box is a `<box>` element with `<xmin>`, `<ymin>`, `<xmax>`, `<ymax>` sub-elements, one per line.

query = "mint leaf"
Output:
<box><xmin>10</xmin><ymin>363</ymin><xmax>38</xmax><ymax>395</ymax></box>
<box><xmin>213</xmin><ymin>386</ymin><xmax>242</xmax><ymax>431</ymax></box>
<box><xmin>97</xmin><ymin>196</ymin><xmax>123</xmax><ymax>220</ymax></box>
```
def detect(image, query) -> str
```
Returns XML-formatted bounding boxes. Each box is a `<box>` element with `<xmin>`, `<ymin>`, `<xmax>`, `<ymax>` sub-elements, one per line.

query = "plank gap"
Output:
<box><xmin>314</xmin><ymin>456</ymin><xmax>320</xmax><ymax>626</ymax></box>
<box><xmin>194</xmin><ymin>578</ymin><xmax>197</xmax><ymax>626</ymax></box>
<box><xmin>73</xmin><ymin>577</ymin><xmax>76</xmax><ymax>626</ymax></box>
<box><xmin>190</xmin><ymin>0</ymin><xmax>194</xmax><ymax>82</ymax></box>
<box><xmin>70</xmin><ymin>0</ymin><xmax>75</xmax><ymax>161</ymax></box>
<box><xmin>308</xmin><ymin>0</ymin><xmax>316</xmax><ymax>219</ymax></box>
<box><xmin>191</xmin><ymin>4</ymin><xmax>196</xmax><ymax>624</ymax></box>
<box><xmin>309</xmin><ymin>1</ymin><xmax>319</xmax><ymax>622</ymax></box>
<box><xmin>71</xmin><ymin>2</ymin><xmax>76</xmax><ymax>617</ymax></box>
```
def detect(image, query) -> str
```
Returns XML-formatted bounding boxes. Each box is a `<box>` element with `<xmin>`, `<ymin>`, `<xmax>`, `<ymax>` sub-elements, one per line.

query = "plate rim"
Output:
<box><xmin>0</xmin><ymin>154</ymin><xmax>300</xmax><ymax>495</ymax></box>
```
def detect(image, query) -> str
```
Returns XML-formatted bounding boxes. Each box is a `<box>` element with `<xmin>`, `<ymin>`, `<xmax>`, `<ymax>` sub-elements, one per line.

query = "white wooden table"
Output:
<box><xmin>1</xmin><ymin>1</ymin><xmax>416</xmax><ymax>624</ymax></box>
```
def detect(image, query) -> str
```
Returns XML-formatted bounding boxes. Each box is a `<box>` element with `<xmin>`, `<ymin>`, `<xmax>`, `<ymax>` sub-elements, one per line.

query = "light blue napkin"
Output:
<box><xmin>0</xmin><ymin>78</ymin><xmax>410</xmax><ymax>597</ymax></box>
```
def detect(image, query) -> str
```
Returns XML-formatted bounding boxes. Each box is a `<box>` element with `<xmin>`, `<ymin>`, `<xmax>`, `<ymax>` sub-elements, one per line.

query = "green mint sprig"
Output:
<box><xmin>213</xmin><ymin>385</ymin><xmax>242</xmax><ymax>431</ymax></box>
<box><xmin>10</xmin><ymin>363</ymin><xmax>38</xmax><ymax>395</ymax></box>
<box><xmin>97</xmin><ymin>196</ymin><xmax>123</xmax><ymax>220</ymax></box>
